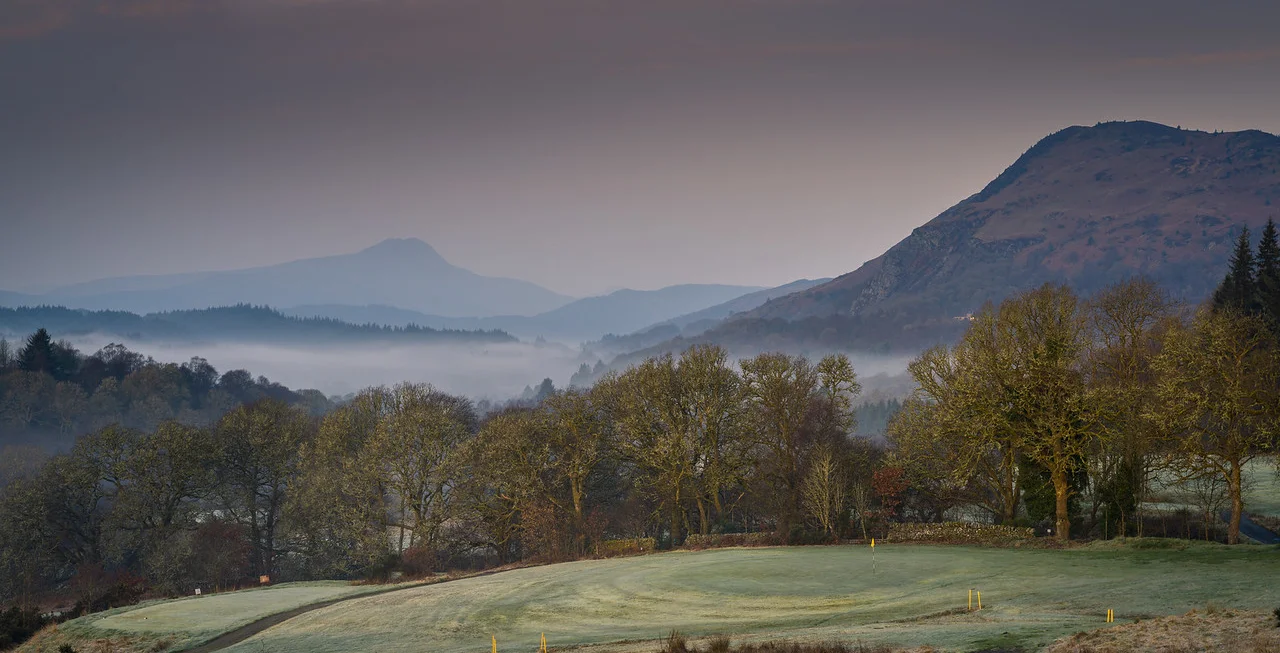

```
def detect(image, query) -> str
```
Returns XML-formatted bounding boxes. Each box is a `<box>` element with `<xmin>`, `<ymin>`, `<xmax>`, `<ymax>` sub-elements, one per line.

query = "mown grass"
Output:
<box><xmin>220</xmin><ymin>542</ymin><xmax>1280</xmax><ymax>653</ymax></box>
<box><xmin>16</xmin><ymin>580</ymin><xmax>418</xmax><ymax>653</ymax></box>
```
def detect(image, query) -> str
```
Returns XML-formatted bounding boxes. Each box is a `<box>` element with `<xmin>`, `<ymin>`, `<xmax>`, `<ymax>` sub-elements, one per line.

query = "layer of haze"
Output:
<box><xmin>59</xmin><ymin>335</ymin><xmax>916</xmax><ymax>401</ymax></box>
<box><xmin>3</xmin><ymin>0</ymin><xmax>1280</xmax><ymax>296</ymax></box>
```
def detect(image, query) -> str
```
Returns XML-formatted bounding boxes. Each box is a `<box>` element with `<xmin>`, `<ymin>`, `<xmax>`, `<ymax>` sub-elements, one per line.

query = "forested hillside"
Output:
<box><xmin>0</xmin><ymin>329</ymin><xmax>331</xmax><ymax>450</ymax></box>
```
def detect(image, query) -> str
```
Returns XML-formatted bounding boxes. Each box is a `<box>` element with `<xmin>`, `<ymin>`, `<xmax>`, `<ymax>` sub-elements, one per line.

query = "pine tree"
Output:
<box><xmin>17</xmin><ymin>328</ymin><xmax>56</xmax><ymax>376</ymax></box>
<box><xmin>1255</xmin><ymin>219</ymin><xmax>1280</xmax><ymax>328</ymax></box>
<box><xmin>1212</xmin><ymin>227</ymin><xmax>1257</xmax><ymax>314</ymax></box>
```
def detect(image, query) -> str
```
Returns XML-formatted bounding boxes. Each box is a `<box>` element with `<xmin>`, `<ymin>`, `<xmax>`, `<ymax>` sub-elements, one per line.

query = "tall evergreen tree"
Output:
<box><xmin>1255</xmin><ymin>219</ymin><xmax>1280</xmax><ymax>328</ymax></box>
<box><xmin>1212</xmin><ymin>227</ymin><xmax>1257</xmax><ymax>314</ymax></box>
<box><xmin>17</xmin><ymin>328</ymin><xmax>56</xmax><ymax>376</ymax></box>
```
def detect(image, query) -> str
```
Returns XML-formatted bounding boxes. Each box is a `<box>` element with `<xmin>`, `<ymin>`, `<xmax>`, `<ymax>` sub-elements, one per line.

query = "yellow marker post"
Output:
<box><xmin>492</xmin><ymin>635</ymin><xmax>497</xmax><ymax>653</ymax></box>
<box><xmin>541</xmin><ymin>633</ymin><xmax>547</xmax><ymax>653</ymax></box>
<box><xmin>1106</xmin><ymin>609</ymin><xmax>1113</xmax><ymax>623</ymax></box>
<box><xmin>968</xmin><ymin>589</ymin><xmax>972</xmax><ymax>611</ymax></box>
<box><xmin>977</xmin><ymin>591</ymin><xmax>982</xmax><ymax>610</ymax></box>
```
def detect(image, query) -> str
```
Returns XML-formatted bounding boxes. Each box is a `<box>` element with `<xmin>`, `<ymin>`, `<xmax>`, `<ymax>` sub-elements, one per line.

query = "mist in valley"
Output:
<box><xmin>62</xmin><ymin>335</ymin><xmax>588</xmax><ymax>401</ymax></box>
<box><xmin>59</xmin><ymin>334</ymin><xmax>917</xmax><ymax>404</ymax></box>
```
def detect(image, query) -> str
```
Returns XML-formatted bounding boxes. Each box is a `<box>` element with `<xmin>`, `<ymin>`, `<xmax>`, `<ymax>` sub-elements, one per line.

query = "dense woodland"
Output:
<box><xmin>1</xmin><ymin>225</ymin><xmax>1279</xmax><ymax>638</ymax></box>
<box><xmin>0</xmin><ymin>332</ymin><xmax>332</xmax><ymax>450</ymax></box>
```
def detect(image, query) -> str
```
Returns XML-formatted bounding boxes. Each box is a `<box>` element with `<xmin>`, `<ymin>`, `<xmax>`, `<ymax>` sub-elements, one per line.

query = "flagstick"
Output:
<box><xmin>871</xmin><ymin>537</ymin><xmax>876</xmax><ymax>575</ymax></box>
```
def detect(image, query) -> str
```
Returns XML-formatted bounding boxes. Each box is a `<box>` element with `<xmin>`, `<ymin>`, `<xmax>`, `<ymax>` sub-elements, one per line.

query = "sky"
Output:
<box><xmin>2</xmin><ymin>0</ymin><xmax>1279</xmax><ymax>297</ymax></box>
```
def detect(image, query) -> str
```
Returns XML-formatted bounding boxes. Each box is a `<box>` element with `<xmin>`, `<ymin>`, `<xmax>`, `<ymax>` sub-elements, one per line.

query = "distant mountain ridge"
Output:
<box><xmin>625</xmin><ymin>121</ymin><xmax>1280</xmax><ymax>358</ymax></box>
<box><xmin>7</xmin><ymin>239</ymin><xmax>574</xmax><ymax>318</ymax></box>
<box><xmin>586</xmin><ymin>278</ymin><xmax>832</xmax><ymax>355</ymax></box>
<box><xmin>646</xmin><ymin>278</ymin><xmax>832</xmax><ymax>331</ymax></box>
<box><xmin>286</xmin><ymin>283</ymin><xmax>767</xmax><ymax>342</ymax></box>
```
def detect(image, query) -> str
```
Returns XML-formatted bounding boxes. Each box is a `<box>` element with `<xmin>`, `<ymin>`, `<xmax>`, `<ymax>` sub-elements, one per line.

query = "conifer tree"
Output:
<box><xmin>1255</xmin><ymin>219</ymin><xmax>1280</xmax><ymax>328</ymax></box>
<box><xmin>1212</xmin><ymin>227</ymin><xmax>1257</xmax><ymax>314</ymax></box>
<box><xmin>17</xmin><ymin>328</ymin><xmax>56</xmax><ymax>376</ymax></box>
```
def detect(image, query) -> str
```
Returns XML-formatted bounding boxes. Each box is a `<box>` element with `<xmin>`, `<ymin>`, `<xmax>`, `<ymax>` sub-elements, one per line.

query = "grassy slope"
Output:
<box><xmin>224</xmin><ymin>543</ymin><xmax>1280</xmax><ymax>653</ymax></box>
<box><xmin>1145</xmin><ymin>459</ymin><xmax>1280</xmax><ymax>517</ymax></box>
<box><xmin>1244</xmin><ymin>460</ymin><xmax>1280</xmax><ymax>517</ymax></box>
<box><xmin>17</xmin><ymin>581</ymin><xmax>411</xmax><ymax>653</ymax></box>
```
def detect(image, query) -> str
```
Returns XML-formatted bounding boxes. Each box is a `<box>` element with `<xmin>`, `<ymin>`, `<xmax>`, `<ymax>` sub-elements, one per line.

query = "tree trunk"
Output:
<box><xmin>1001</xmin><ymin>447</ymin><xmax>1019</xmax><ymax>524</ymax></box>
<box><xmin>669</xmin><ymin>486</ymin><xmax>682</xmax><ymax>547</ymax></box>
<box><xmin>1052</xmin><ymin>465</ymin><xmax>1070</xmax><ymax>541</ymax></box>
<box><xmin>1227</xmin><ymin>461</ymin><xmax>1243</xmax><ymax>545</ymax></box>
<box><xmin>249</xmin><ymin>488</ymin><xmax>264</xmax><ymax>575</ymax></box>
<box><xmin>571</xmin><ymin>478</ymin><xmax>585</xmax><ymax>555</ymax></box>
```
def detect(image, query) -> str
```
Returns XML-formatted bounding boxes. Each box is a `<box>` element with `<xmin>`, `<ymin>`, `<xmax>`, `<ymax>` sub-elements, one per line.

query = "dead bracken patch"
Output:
<box><xmin>656</xmin><ymin>632</ymin><xmax>936</xmax><ymax>653</ymax></box>
<box><xmin>1045</xmin><ymin>608</ymin><xmax>1280</xmax><ymax>653</ymax></box>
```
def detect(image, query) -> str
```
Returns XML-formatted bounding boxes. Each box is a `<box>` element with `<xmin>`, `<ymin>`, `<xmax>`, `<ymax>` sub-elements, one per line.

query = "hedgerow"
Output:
<box><xmin>597</xmin><ymin>538</ymin><xmax>657</xmax><ymax>557</ymax></box>
<box><xmin>887</xmin><ymin>522</ymin><xmax>1034</xmax><ymax>545</ymax></box>
<box><xmin>683</xmin><ymin>532</ymin><xmax>784</xmax><ymax>549</ymax></box>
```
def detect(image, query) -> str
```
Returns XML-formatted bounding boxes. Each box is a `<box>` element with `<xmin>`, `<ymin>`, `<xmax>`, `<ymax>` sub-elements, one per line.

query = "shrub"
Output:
<box><xmin>398</xmin><ymin>546</ymin><xmax>439</xmax><ymax>578</ymax></box>
<box><xmin>887</xmin><ymin>522</ymin><xmax>1034</xmax><ymax>545</ymax></box>
<box><xmin>69</xmin><ymin>567</ymin><xmax>147</xmax><ymax>616</ymax></box>
<box><xmin>0</xmin><ymin>605</ymin><xmax>49</xmax><ymax>649</ymax></box>
<box><xmin>1129</xmin><ymin>537</ymin><xmax>1179</xmax><ymax>550</ymax></box>
<box><xmin>683</xmin><ymin>532</ymin><xmax>782</xmax><ymax>550</ymax></box>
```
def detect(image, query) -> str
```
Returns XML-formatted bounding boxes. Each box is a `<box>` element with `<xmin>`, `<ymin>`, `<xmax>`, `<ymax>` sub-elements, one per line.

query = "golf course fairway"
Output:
<box><xmin>221</xmin><ymin>543</ymin><xmax>1280</xmax><ymax>652</ymax></box>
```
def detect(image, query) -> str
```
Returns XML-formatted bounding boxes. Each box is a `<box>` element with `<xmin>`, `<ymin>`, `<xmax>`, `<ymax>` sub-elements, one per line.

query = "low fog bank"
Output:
<box><xmin>63</xmin><ymin>336</ymin><xmax>587</xmax><ymax>401</ymax></box>
<box><xmin>57</xmin><ymin>333</ymin><xmax>919</xmax><ymax>403</ymax></box>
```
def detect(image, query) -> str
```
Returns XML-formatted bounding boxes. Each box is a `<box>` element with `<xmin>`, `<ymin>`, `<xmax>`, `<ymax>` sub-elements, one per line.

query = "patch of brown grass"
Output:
<box><xmin>16</xmin><ymin>623</ymin><xmax>163</xmax><ymax>653</ymax></box>
<box><xmin>655</xmin><ymin>631</ymin><xmax>934</xmax><ymax>653</ymax></box>
<box><xmin>1046</xmin><ymin>608</ymin><xmax>1280</xmax><ymax>653</ymax></box>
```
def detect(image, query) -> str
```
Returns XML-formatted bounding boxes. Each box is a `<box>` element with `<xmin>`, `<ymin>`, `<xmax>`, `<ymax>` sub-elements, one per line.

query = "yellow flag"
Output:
<box><xmin>870</xmin><ymin>538</ymin><xmax>875</xmax><ymax>548</ymax></box>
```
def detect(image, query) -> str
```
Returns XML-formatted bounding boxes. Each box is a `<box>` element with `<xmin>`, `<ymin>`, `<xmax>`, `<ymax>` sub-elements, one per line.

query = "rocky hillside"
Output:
<box><xmin>751</xmin><ymin>120</ymin><xmax>1280</xmax><ymax>323</ymax></box>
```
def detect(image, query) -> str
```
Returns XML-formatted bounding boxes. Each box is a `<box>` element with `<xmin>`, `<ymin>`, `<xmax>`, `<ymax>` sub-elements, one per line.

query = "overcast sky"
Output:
<box><xmin>2</xmin><ymin>0</ymin><xmax>1279</xmax><ymax>297</ymax></box>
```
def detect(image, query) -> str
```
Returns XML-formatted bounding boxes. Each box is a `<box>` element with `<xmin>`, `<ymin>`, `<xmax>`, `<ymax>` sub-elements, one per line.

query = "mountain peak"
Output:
<box><xmin>359</xmin><ymin>238</ymin><xmax>448</xmax><ymax>263</ymax></box>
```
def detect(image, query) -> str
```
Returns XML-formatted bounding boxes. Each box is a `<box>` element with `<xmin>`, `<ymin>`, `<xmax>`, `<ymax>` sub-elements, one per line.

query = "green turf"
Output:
<box><xmin>1244</xmin><ymin>459</ymin><xmax>1280</xmax><ymax>517</ymax></box>
<box><xmin>96</xmin><ymin>581</ymin><xmax>381</xmax><ymax>637</ymax></box>
<box><xmin>221</xmin><ymin>543</ymin><xmax>1280</xmax><ymax>653</ymax></box>
<box><xmin>39</xmin><ymin>581</ymin><xmax>409</xmax><ymax>652</ymax></box>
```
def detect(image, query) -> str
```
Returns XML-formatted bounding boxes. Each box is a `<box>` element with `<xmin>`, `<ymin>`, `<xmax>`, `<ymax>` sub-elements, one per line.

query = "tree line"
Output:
<box><xmin>0</xmin><ymin>329</ymin><xmax>332</xmax><ymax>451</ymax></box>
<box><xmin>2</xmin><ymin>346</ymin><xmax>908</xmax><ymax>613</ymax></box>
<box><xmin>0</xmin><ymin>304</ymin><xmax>515</xmax><ymax>347</ymax></box>
<box><xmin>888</xmin><ymin>223</ymin><xmax>1280</xmax><ymax>545</ymax></box>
